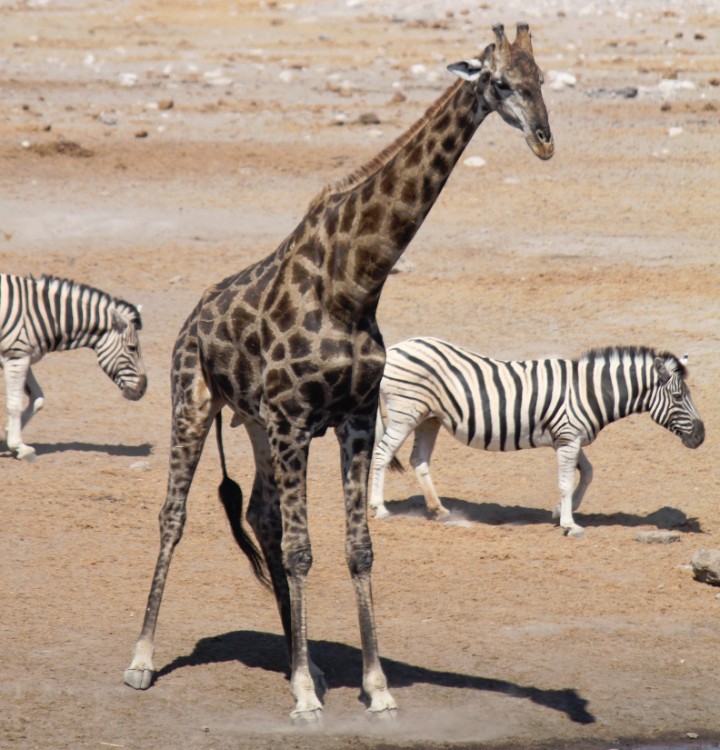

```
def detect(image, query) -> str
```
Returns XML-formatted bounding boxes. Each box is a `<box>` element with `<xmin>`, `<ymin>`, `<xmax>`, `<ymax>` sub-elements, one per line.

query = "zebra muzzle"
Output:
<box><xmin>681</xmin><ymin>420</ymin><xmax>705</xmax><ymax>449</ymax></box>
<box><xmin>123</xmin><ymin>374</ymin><xmax>148</xmax><ymax>401</ymax></box>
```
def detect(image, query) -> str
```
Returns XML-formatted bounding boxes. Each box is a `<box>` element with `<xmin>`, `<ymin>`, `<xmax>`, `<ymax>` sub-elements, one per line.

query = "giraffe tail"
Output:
<box><xmin>215</xmin><ymin>411</ymin><xmax>271</xmax><ymax>590</ymax></box>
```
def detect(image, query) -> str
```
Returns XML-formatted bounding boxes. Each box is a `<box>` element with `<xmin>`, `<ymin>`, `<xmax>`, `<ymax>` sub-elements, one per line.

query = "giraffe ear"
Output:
<box><xmin>447</xmin><ymin>58</ymin><xmax>485</xmax><ymax>82</ymax></box>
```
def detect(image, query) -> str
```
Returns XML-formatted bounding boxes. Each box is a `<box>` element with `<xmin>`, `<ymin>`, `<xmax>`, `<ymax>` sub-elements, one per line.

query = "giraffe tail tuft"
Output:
<box><xmin>215</xmin><ymin>412</ymin><xmax>271</xmax><ymax>590</ymax></box>
<box><xmin>389</xmin><ymin>456</ymin><xmax>405</xmax><ymax>473</ymax></box>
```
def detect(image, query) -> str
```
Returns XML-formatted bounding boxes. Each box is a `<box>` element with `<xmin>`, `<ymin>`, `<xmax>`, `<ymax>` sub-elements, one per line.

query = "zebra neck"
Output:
<box><xmin>576</xmin><ymin>350</ymin><xmax>657</xmax><ymax>430</ymax></box>
<box><xmin>33</xmin><ymin>278</ymin><xmax>111</xmax><ymax>354</ymax></box>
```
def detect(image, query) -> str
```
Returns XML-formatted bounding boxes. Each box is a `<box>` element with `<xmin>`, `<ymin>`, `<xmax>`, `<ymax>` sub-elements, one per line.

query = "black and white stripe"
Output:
<box><xmin>371</xmin><ymin>337</ymin><xmax>704</xmax><ymax>536</ymax></box>
<box><xmin>0</xmin><ymin>273</ymin><xmax>146</xmax><ymax>459</ymax></box>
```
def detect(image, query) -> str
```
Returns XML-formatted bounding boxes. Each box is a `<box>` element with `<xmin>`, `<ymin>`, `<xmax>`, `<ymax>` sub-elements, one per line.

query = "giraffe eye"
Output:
<box><xmin>494</xmin><ymin>79</ymin><xmax>511</xmax><ymax>92</ymax></box>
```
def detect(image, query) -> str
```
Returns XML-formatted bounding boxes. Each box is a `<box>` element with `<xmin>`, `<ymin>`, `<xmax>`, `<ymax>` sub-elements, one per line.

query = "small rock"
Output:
<box><xmin>98</xmin><ymin>112</ymin><xmax>118</xmax><ymax>126</ymax></box>
<box><xmin>463</xmin><ymin>155</ymin><xmax>486</xmax><ymax>168</ymax></box>
<box><xmin>390</xmin><ymin>255</ymin><xmax>415</xmax><ymax>274</ymax></box>
<box><xmin>134</xmin><ymin>130</ymin><xmax>149</xmax><ymax>138</ymax></box>
<box><xmin>692</xmin><ymin>549</ymin><xmax>720</xmax><ymax>586</ymax></box>
<box><xmin>358</xmin><ymin>111</ymin><xmax>380</xmax><ymax>125</ymax></box>
<box><xmin>389</xmin><ymin>90</ymin><xmax>407</xmax><ymax>104</ymax></box>
<box><xmin>548</xmin><ymin>70</ymin><xmax>577</xmax><ymax>90</ymax></box>
<box><xmin>157</xmin><ymin>98</ymin><xmax>174</xmax><ymax>110</ymax></box>
<box><xmin>130</xmin><ymin>460</ymin><xmax>151</xmax><ymax>472</ymax></box>
<box><xmin>635</xmin><ymin>530</ymin><xmax>681</xmax><ymax>544</ymax></box>
<box><xmin>668</xmin><ymin>126</ymin><xmax>683</xmax><ymax>137</ymax></box>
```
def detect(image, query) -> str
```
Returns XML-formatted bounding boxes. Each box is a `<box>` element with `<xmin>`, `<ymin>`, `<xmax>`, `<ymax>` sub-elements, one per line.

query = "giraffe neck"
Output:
<box><xmin>313</xmin><ymin>80</ymin><xmax>489</xmax><ymax>315</ymax></box>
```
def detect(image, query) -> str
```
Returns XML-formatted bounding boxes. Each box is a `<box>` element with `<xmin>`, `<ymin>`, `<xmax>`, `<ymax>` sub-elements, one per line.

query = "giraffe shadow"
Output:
<box><xmin>154</xmin><ymin>629</ymin><xmax>595</xmax><ymax>725</ymax></box>
<box><xmin>381</xmin><ymin>496</ymin><xmax>702</xmax><ymax>533</ymax></box>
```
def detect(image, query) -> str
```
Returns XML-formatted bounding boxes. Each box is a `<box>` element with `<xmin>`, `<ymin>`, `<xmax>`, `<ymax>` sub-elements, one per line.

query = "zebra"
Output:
<box><xmin>0</xmin><ymin>273</ymin><xmax>147</xmax><ymax>459</ymax></box>
<box><xmin>370</xmin><ymin>337</ymin><xmax>704</xmax><ymax>538</ymax></box>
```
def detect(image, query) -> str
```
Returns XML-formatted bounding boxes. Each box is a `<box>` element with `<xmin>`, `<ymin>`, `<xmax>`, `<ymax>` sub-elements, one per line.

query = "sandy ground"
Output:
<box><xmin>1</xmin><ymin>1</ymin><xmax>719</xmax><ymax>748</ymax></box>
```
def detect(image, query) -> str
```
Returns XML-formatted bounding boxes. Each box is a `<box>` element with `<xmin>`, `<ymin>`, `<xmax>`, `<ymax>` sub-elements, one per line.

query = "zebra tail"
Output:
<box><xmin>215</xmin><ymin>412</ymin><xmax>271</xmax><ymax>590</ymax></box>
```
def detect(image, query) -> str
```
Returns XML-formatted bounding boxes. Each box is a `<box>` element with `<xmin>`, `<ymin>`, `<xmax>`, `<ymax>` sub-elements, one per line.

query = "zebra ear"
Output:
<box><xmin>680</xmin><ymin>354</ymin><xmax>689</xmax><ymax>366</ymax></box>
<box><xmin>110</xmin><ymin>307</ymin><xmax>128</xmax><ymax>332</ymax></box>
<box><xmin>653</xmin><ymin>356</ymin><xmax>671</xmax><ymax>384</ymax></box>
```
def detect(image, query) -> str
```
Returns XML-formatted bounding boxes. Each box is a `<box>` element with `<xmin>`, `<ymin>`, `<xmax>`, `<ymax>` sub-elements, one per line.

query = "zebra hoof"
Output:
<box><xmin>564</xmin><ymin>526</ymin><xmax>587</xmax><ymax>540</ymax></box>
<box><xmin>16</xmin><ymin>445</ymin><xmax>37</xmax><ymax>461</ymax></box>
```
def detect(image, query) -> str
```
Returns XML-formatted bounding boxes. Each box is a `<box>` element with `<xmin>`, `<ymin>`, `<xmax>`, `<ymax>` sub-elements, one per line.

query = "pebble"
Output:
<box><xmin>691</xmin><ymin>549</ymin><xmax>720</xmax><ymax>586</ymax></box>
<box><xmin>463</xmin><ymin>155</ymin><xmax>486</xmax><ymax>168</ymax></box>
<box><xmin>668</xmin><ymin>126</ymin><xmax>683</xmax><ymax>137</ymax></box>
<box><xmin>358</xmin><ymin>111</ymin><xmax>380</xmax><ymax>125</ymax></box>
<box><xmin>130</xmin><ymin>460</ymin><xmax>151</xmax><ymax>472</ymax></box>
<box><xmin>635</xmin><ymin>530</ymin><xmax>681</xmax><ymax>544</ymax></box>
<box><xmin>157</xmin><ymin>98</ymin><xmax>174</xmax><ymax>110</ymax></box>
<box><xmin>548</xmin><ymin>70</ymin><xmax>577</xmax><ymax>90</ymax></box>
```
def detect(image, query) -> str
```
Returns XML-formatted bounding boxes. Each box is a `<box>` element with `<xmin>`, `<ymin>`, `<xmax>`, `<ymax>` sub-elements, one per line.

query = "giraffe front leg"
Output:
<box><xmin>3</xmin><ymin>356</ymin><xmax>36</xmax><ymax>460</ymax></box>
<box><xmin>337</xmin><ymin>416</ymin><xmax>398</xmax><ymax>720</ymax></box>
<box><xmin>265</xmin><ymin>415</ymin><xmax>324</xmax><ymax>724</ymax></box>
<box><xmin>553</xmin><ymin>440</ymin><xmax>586</xmax><ymax>539</ymax></box>
<box><xmin>124</xmin><ymin>368</ymin><xmax>216</xmax><ymax>689</ymax></box>
<box><xmin>244</xmin><ymin>422</ymin><xmax>327</xmax><ymax>703</ymax></box>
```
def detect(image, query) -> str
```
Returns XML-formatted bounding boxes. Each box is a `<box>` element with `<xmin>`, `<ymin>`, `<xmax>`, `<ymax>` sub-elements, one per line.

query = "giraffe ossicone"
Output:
<box><xmin>124</xmin><ymin>22</ymin><xmax>553</xmax><ymax>723</ymax></box>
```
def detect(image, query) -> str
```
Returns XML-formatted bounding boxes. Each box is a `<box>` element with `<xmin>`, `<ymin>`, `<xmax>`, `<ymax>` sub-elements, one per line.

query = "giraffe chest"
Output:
<box><xmin>260</xmin><ymin>317</ymin><xmax>386</xmax><ymax>431</ymax></box>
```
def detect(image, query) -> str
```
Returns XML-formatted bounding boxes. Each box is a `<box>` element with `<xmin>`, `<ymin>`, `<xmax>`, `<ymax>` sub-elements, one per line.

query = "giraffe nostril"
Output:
<box><xmin>535</xmin><ymin>127</ymin><xmax>552</xmax><ymax>144</ymax></box>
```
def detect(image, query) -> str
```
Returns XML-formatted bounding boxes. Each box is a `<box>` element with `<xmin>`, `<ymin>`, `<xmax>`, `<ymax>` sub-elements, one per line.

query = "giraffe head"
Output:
<box><xmin>448</xmin><ymin>22</ymin><xmax>554</xmax><ymax>160</ymax></box>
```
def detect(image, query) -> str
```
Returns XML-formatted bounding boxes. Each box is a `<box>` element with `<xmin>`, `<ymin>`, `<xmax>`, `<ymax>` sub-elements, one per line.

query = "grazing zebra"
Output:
<box><xmin>370</xmin><ymin>337</ymin><xmax>704</xmax><ymax>537</ymax></box>
<box><xmin>0</xmin><ymin>273</ymin><xmax>147</xmax><ymax>459</ymax></box>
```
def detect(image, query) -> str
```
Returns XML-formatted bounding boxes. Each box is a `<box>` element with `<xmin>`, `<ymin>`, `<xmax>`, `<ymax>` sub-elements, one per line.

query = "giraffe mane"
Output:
<box><xmin>307</xmin><ymin>78</ymin><xmax>466</xmax><ymax>210</ymax></box>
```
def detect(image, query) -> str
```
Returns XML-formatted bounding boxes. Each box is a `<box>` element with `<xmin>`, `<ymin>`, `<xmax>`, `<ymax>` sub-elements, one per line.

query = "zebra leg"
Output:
<box><xmin>369</xmin><ymin>409</ymin><xmax>417</xmax><ymax>519</ymax></box>
<box><xmin>337</xmin><ymin>415</ymin><xmax>397</xmax><ymax>720</ymax></box>
<box><xmin>409</xmin><ymin>419</ymin><xmax>448</xmax><ymax>518</ymax></box>
<box><xmin>3</xmin><ymin>356</ymin><xmax>36</xmax><ymax>460</ymax></box>
<box><xmin>124</xmin><ymin>366</ymin><xmax>217</xmax><ymax>690</ymax></box>
<box><xmin>554</xmin><ymin>440</ymin><xmax>586</xmax><ymax>539</ymax></box>
<box><xmin>21</xmin><ymin>366</ymin><xmax>45</xmax><ymax>428</ymax></box>
<box><xmin>572</xmin><ymin>449</ymin><xmax>593</xmax><ymax>511</ymax></box>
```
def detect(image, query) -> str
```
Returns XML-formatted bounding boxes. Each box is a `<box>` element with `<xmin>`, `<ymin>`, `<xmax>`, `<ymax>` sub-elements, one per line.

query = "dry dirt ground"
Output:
<box><xmin>1</xmin><ymin>1</ymin><xmax>719</xmax><ymax>748</ymax></box>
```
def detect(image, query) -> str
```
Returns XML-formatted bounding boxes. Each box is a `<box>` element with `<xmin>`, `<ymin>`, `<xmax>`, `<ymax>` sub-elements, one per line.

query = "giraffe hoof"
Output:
<box><xmin>123</xmin><ymin>667</ymin><xmax>155</xmax><ymax>690</ymax></box>
<box><xmin>290</xmin><ymin>707</ymin><xmax>324</xmax><ymax>726</ymax></box>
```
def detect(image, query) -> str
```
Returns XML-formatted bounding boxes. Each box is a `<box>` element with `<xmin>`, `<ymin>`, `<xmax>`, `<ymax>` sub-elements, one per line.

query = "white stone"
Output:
<box><xmin>463</xmin><ymin>156</ymin><xmax>486</xmax><ymax>168</ymax></box>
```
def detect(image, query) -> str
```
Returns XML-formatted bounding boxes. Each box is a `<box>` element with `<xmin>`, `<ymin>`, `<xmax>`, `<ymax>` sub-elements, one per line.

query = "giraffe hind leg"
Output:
<box><xmin>124</xmin><ymin>365</ymin><xmax>217</xmax><ymax>689</ymax></box>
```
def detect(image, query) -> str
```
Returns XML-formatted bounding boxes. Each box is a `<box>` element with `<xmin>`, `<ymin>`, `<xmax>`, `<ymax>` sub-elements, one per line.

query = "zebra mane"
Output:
<box><xmin>579</xmin><ymin>345</ymin><xmax>687</xmax><ymax>379</ymax></box>
<box><xmin>305</xmin><ymin>78</ymin><xmax>465</xmax><ymax>211</ymax></box>
<box><xmin>36</xmin><ymin>274</ymin><xmax>142</xmax><ymax>330</ymax></box>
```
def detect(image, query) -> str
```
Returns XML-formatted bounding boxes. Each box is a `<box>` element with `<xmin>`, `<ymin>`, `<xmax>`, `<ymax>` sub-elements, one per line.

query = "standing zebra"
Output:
<box><xmin>0</xmin><ymin>273</ymin><xmax>147</xmax><ymax>459</ymax></box>
<box><xmin>371</xmin><ymin>337</ymin><xmax>704</xmax><ymax>537</ymax></box>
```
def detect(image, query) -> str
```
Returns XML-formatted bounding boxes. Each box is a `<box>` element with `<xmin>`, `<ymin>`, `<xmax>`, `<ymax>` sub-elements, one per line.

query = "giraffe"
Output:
<box><xmin>124</xmin><ymin>22</ymin><xmax>554</xmax><ymax>723</ymax></box>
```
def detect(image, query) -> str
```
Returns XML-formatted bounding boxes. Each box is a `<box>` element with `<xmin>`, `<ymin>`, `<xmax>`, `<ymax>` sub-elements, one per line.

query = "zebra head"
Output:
<box><xmin>448</xmin><ymin>22</ymin><xmax>554</xmax><ymax>160</ymax></box>
<box><xmin>96</xmin><ymin>302</ymin><xmax>147</xmax><ymax>401</ymax></box>
<box><xmin>649</xmin><ymin>353</ymin><xmax>704</xmax><ymax>449</ymax></box>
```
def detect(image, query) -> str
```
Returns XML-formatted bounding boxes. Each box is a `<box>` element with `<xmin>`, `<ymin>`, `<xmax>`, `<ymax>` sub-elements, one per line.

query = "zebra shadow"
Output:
<box><xmin>31</xmin><ymin>441</ymin><xmax>153</xmax><ymax>457</ymax></box>
<box><xmin>154</xmin><ymin>629</ymin><xmax>595</xmax><ymax>725</ymax></box>
<box><xmin>381</xmin><ymin>496</ymin><xmax>702</xmax><ymax>533</ymax></box>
